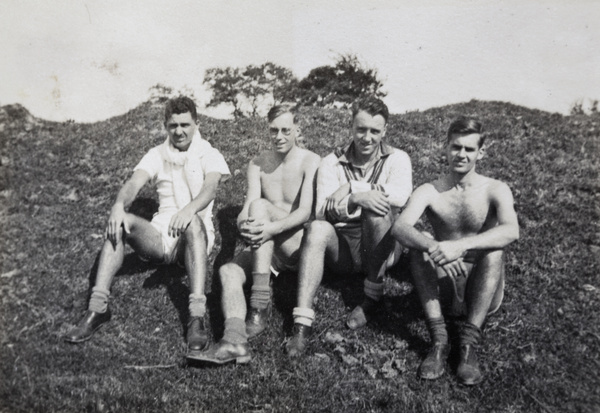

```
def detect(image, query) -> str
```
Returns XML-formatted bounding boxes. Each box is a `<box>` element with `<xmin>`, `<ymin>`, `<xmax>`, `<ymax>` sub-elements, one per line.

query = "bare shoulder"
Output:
<box><xmin>479</xmin><ymin>176</ymin><xmax>514</xmax><ymax>204</ymax></box>
<box><xmin>412</xmin><ymin>182</ymin><xmax>439</xmax><ymax>201</ymax></box>
<box><xmin>299</xmin><ymin>148</ymin><xmax>321</xmax><ymax>168</ymax></box>
<box><xmin>250</xmin><ymin>150</ymin><xmax>275</xmax><ymax>169</ymax></box>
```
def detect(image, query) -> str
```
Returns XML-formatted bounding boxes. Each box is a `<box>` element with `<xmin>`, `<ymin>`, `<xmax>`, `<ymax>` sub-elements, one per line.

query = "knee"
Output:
<box><xmin>248</xmin><ymin>198</ymin><xmax>272</xmax><ymax>219</ymax></box>
<box><xmin>481</xmin><ymin>249</ymin><xmax>504</xmax><ymax>268</ymax></box>
<box><xmin>362</xmin><ymin>208</ymin><xmax>393</xmax><ymax>228</ymax></box>
<box><xmin>183</xmin><ymin>215</ymin><xmax>207</xmax><ymax>242</ymax></box>
<box><xmin>219</xmin><ymin>263</ymin><xmax>244</xmax><ymax>288</ymax></box>
<box><xmin>305</xmin><ymin>220</ymin><xmax>335</xmax><ymax>245</ymax></box>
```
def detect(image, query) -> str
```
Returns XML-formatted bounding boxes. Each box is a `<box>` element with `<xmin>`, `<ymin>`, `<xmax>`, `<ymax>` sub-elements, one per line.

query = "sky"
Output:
<box><xmin>2</xmin><ymin>0</ymin><xmax>600</xmax><ymax>122</ymax></box>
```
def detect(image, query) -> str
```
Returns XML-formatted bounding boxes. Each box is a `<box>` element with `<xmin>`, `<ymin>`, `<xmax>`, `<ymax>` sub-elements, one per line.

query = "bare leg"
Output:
<box><xmin>410</xmin><ymin>249</ymin><xmax>444</xmax><ymax>320</ymax></box>
<box><xmin>178</xmin><ymin>215</ymin><xmax>209</xmax><ymax>300</ymax></box>
<box><xmin>219</xmin><ymin>251</ymin><xmax>252</xmax><ymax>321</ymax></box>
<box><xmin>94</xmin><ymin>214</ymin><xmax>163</xmax><ymax>293</ymax></box>
<box><xmin>296</xmin><ymin>220</ymin><xmax>353</xmax><ymax>310</ymax></box>
<box><xmin>64</xmin><ymin>214</ymin><xmax>163</xmax><ymax>343</ymax></box>
<box><xmin>465</xmin><ymin>250</ymin><xmax>505</xmax><ymax>329</ymax></box>
<box><xmin>287</xmin><ymin>220</ymin><xmax>353</xmax><ymax>357</ymax></box>
<box><xmin>362</xmin><ymin>208</ymin><xmax>396</xmax><ymax>283</ymax></box>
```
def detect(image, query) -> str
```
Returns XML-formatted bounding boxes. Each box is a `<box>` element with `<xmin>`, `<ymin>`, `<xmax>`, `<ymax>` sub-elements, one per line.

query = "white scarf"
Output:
<box><xmin>159</xmin><ymin>129</ymin><xmax>210</xmax><ymax>210</ymax></box>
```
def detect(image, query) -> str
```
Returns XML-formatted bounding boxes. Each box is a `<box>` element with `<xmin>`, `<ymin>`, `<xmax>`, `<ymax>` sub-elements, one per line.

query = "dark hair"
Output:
<box><xmin>351</xmin><ymin>96</ymin><xmax>389</xmax><ymax>124</ymax></box>
<box><xmin>447</xmin><ymin>116</ymin><xmax>485</xmax><ymax>146</ymax></box>
<box><xmin>267</xmin><ymin>104</ymin><xmax>298</xmax><ymax>123</ymax></box>
<box><xmin>164</xmin><ymin>96</ymin><xmax>198</xmax><ymax>123</ymax></box>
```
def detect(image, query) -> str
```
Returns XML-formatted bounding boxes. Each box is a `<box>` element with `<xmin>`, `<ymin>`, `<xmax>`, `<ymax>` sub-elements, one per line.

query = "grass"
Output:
<box><xmin>0</xmin><ymin>99</ymin><xmax>599</xmax><ymax>412</ymax></box>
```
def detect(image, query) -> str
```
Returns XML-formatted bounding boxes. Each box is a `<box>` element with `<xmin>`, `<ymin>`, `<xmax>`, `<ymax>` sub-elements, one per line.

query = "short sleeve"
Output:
<box><xmin>133</xmin><ymin>148</ymin><xmax>161</xmax><ymax>179</ymax></box>
<box><xmin>201</xmin><ymin>147</ymin><xmax>231</xmax><ymax>182</ymax></box>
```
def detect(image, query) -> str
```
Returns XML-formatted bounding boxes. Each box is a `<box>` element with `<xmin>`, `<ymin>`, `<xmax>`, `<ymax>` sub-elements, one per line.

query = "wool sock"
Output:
<box><xmin>188</xmin><ymin>293</ymin><xmax>207</xmax><ymax>318</ymax></box>
<box><xmin>223</xmin><ymin>317</ymin><xmax>248</xmax><ymax>344</ymax></box>
<box><xmin>88</xmin><ymin>287</ymin><xmax>110</xmax><ymax>313</ymax></box>
<box><xmin>426</xmin><ymin>316</ymin><xmax>449</xmax><ymax>345</ymax></box>
<box><xmin>293</xmin><ymin>307</ymin><xmax>315</xmax><ymax>327</ymax></box>
<box><xmin>460</xmin><ymin>322</ymin><xmax>482</xmax><ymax>346</ymax></box>
<box><xmin>249</xmin><ymin>272</ymin><xmax>271</xmax><ymax>309</ymax></box>
<box><xmin>363</xmin><ymin>279</ymin><xmax>384</xmax><ymax>303</ymax></box>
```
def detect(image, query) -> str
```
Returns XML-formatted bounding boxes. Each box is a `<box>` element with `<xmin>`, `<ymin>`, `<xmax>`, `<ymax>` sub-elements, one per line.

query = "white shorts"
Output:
<box><xmin>149</xmin><ymin>212</ymin><xmax>215</xmax><ymax>264</ymax></box>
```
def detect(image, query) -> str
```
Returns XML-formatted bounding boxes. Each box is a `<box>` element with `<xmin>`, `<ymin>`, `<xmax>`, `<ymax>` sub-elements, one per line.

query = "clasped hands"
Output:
<box><xmin>239</xmin><ymin>218</ymin><xmax>275</xmax><ymax>249</ymax></box>
<box><xmin>325</xmin><ymin>184</ymin><xmax>390</xmax><ymax>220</ymax></box>
<box><xmin>427</xmin><ymin>240</ymin><xmax>469</xmax><ymax>279</ymax></box>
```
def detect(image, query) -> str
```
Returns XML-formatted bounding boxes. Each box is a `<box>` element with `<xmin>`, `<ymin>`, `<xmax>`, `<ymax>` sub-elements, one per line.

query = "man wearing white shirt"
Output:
<box><xmin>286</xmin><ymin>97</ymin><xmax>412</xmax><ymax>357</ymax></box>
<box><xmin>63</xmin><ymin>97</ymin><xmax>230</xmax><ymax>357</ymax></box>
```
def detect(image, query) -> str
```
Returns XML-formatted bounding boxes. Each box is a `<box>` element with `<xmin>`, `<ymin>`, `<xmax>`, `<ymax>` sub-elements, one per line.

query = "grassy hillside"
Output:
<box><xmin>0</xmin><ymin>100</ymin><xmax>598</xmax><ymax>412</ymax></box>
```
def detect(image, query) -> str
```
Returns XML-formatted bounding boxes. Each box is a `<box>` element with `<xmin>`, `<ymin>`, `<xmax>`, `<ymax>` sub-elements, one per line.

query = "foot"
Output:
<box><xmin>187</xmin><ymin>340</ymin><xmax>251</xmax><ymax>364</ymax></box>
<box><xmin>246</xmin><ymin>304</ymin><xmax>271</xmax><ymax>339</ymax></box>
<box><xmin>457</xmin><ymin>344</ymin><xmax>483</xmax><ymax>385</ymax></box>
<box><xmin>286</xmin><ymin>323</ymin><xmax>312</xmax><ymax>358</ymax></box>
<box><xmin>346</xmin><ymin>300</ymin><xmax>380</xmax><ymax>330</ymax></box>
<box><xmin>63</xmin><ymin>309</ymin><xmax>111</xmax><ymax>343</ymax></box>
<box><xmin>417</xmin><ymin>342</ymin><xmax>450</xmax><ymax>380</ymax></box>
<box><xmin>187</xmin><ymin>316</ymin><xmax>209</xmax><ymax>352</ymax></box>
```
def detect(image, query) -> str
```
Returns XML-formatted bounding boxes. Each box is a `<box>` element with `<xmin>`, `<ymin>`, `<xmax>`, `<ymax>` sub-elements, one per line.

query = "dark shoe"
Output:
<box><xmin>346</xmin><ymin>300</ymin><xmax>380</xmax><ymax>330</ymax></box>
<box><xmin>63</xmin><ymin>309</ymin><xmax>111</xmax><ymax>343</ymax></box>
<box><xmin>286</xmin><ymin>323</ymin><xmax>312</xmax><ymax>358</ymax></box>
<box><xmin>187</xmin><ymin>340</ymin><xmax>251</xmax><ymax>364</ymax></box>
<box><xmin>246</xmin><ymin>304</ymin><xmax>271</xmax><ymax>339</ymax></box>
<box><xmin>457</xmin><ymin>344</ymin><xmax>483</xmax><ymax>385</ymax></box>
<box><xmin>187</xmin><ymin>316</ymin><xmax>209</xmax><ymax>352</ymax></box>
<box><xmin>417</xmin><ymin>342</ymin><xmax>450</xmax><ymax>380</ymax></box>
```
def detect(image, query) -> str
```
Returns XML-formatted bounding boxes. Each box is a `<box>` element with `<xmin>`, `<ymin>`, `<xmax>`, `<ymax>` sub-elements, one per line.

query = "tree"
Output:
<box><xmin>203</xmin><ymin>63</ymin><xmax>298</xmax><ymax>119</ymax></box>
<box><xmin>297</xmin><ymin>53</ymin><xmax>386</xmax><ymax>108</ymax></box>
<box><xmin>148</xmin><ymin>84</ymin><xmax>197</xmax><ymax>104</ymax></box>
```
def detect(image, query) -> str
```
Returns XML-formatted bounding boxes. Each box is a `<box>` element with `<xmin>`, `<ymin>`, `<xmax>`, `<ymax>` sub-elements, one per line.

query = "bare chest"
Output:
<box><xmin>260</xmin><ymin>163</ymin><xmax>303</xmax><ymax>206</ymax></box>
<box><xmin>427</xmin><ymin>189</ymin><xmax>495</xmax><ymax>237</ymax></box>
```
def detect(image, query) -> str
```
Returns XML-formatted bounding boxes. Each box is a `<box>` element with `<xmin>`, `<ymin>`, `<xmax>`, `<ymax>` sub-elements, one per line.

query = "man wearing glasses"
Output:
<box><xmin>286</xmin><ymin>96</ymin><xmax>412</xmax><ymax>358</ymax></box>
<box><xmin>190</xmin><ymin>104</ymin><xmax>320</xmax><ymax>364</ymax></box>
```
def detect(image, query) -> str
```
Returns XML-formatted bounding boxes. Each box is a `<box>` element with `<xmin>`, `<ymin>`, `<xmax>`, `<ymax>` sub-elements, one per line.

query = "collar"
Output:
<box><xmin>334</xmin><ymin>141</ymin><xmax>394</xmax><ymax>165</ymax></box>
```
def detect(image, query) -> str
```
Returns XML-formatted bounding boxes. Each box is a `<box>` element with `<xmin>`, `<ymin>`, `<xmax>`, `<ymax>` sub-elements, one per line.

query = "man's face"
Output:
<box><xmin>351</xmin><ymin>111</ymin><xmax>387</xmax><ymax>161</ymax></box>
<box><xmin>269</xmin><ymin>112</ymin><xmax>298</xmax><ymax>154</ymax></box>
<box><xmin>165</xmin><ymin>112</ymin><xmax>197</xmax><ymax>151</ymax></box>
<box><xmin>446</xmin><ymin>133</ymin><xmax>484</xmax><ymax>174</ymax></box>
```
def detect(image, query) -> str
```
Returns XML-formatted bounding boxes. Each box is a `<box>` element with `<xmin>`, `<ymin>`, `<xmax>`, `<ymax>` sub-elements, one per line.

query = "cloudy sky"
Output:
<box><xmin>2</xmin><ymin>0</ymin><xmax>599</xmax><ymax>122</ymax></box>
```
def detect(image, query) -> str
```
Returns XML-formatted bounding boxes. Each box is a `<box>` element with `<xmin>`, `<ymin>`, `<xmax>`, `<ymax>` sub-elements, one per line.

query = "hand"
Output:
<box><xmin>439</xmin><ymin>258</ymin><xmax>468</xmax><ymax>279</ymax></box>
<box><xmin>168</xmin><ymin>206</ymin><xmax>195</xmax><ymax>237</ymax></box>
<box><xmin>239</xmin><ymin>218</ymin><xmax>274</xmax><ymax>248</ymax></box>
<box><xmin>351</xmin><ymin>190</ymin><xmax>390</xmax><ymax>216</ymax></box>
<box><xmin>324</xmin><ymin>184</ymin><xmax>350</xmax><ymax>221</ymax></box>
<box><xmin>428</xmin><ymin>240</ymin><xmax>467</xmax><ymax>266</ymax></box>
<box><xmin>105</xmin><ymin>204</ymin><xmax>130</xmax><ymax>248</ymax></box>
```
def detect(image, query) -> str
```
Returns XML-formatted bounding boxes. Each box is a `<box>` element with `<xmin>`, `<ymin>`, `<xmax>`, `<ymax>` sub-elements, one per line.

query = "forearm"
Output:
<box><xmin>186</xmin><ymin>187</ymin><xmax>218</xmax><ymax>214</ymax></box>
<box><xmin>392</xmin><ymin>222</ymin><xmax>437</xmax><ymax>252</ymax></box>
<box><xmin>113</xmin><ymin>183</ymin><xmax>141</xmax><ymax>210</ymax></box>
<box><xmin>459</xmin><ymin>225</ymin><xmax>519</xmax><ymax>251</ymax></box>
<box><xmin>268</xmin><ymin>207</ymin><xmax>311</xmax><ymax>236</ymax></box>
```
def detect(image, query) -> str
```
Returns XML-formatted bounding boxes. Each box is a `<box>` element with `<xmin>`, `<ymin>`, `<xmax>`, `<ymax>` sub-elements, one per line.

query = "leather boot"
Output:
<box><xmin>457</xmin><ymin>344</ymin><xmax>483</xmax><ymax>385</ymax></box>
<box><xmin>286</xmin><ymin>323</ymin><xmax>312</xmax><ymax>358</ymax></box>
<box><xmin>246</xmin><ymin>303</ymin><xmax>271</xmax><ymax>339</ymax></box>
<box><xmin>187</xmin><ymin>316</ymin><xmax>209</xmax><ymax>352</ymax></box>
<box><xmin>63</xmin><ymin>309</ymin><xmax>111</xmax><ymax>343</ymax></box>
<box><xmin>346</xmin><ymin>300</ymin><xmax>380</xmax><ymax>330</ymax></box>
<box><xmin>417</xmin><ymin>342</ymin><xmax>450</xmax><ymax>380</ymax></box>
<box><xmin>187</xmin><ymin>340</ymin><xmax>251</xmax><ymax>364</ymax></box>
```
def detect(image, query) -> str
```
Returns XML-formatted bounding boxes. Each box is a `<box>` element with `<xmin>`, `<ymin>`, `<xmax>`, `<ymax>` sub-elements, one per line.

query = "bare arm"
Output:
<box><xmin>168</xmin><ymin>172</ymin><xmax>222</xmax><ymax>237</ymax></box>
<box><xmin>391</xmin><ymin>184</ymin><xmax>437</xmax><ymax>252</ymax></box>
<box><xmin>106</xmin><ymin>169</ymin><xmax>151</xmax><ymax>246</ymax></box>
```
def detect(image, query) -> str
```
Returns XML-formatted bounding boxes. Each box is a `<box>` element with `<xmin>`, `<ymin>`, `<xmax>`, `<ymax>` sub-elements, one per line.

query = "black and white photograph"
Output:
<box><xmin>1</xmin><ymin>1</ymin><xmax>599</xmax><ymax>412</ymax></box>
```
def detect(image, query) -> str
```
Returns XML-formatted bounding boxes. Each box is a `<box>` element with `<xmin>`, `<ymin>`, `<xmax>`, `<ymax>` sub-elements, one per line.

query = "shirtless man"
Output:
<box><xmin>63</xmin><ymin>97</ymin><xmax>231</xmax><ymax>357</ymax></box>
<box><xmin>392</xmin><ymin>117</ymin><xmax>519</xmax><ymax>385</ymax></box>
<box><xmin>286</xmin><ymin>97</ymin><xmax>412</xmax><ymax>358</ymax></box>
<box><xmin>189</xmin><ymin>104</ymin><xmax>320</xmax><ymax>364</ymax></box>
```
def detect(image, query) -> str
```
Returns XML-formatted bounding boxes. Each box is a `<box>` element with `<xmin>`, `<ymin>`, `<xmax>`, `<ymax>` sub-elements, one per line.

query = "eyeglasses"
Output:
<box><xmin>269</xmin><ymin>127</ymin><xmax>293</xmax><ymax>136</ymax></box>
